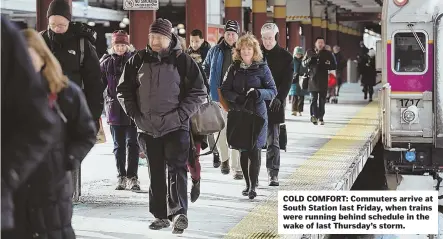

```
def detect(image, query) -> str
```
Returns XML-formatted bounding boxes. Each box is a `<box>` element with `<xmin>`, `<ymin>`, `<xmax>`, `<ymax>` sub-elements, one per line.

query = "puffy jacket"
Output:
<box><xmin>100</xmin><ymin>45</ymin><xmax>136</xmax><ymax>125</ymax></box>
<box><xmin>41</xmin><ymin>22</ymin><xmax>104</xmax><ymax>122</ymax></box>
<box><xmin>1</xmin><ymin>17</ymin><xmax>58</xmax><ymax>230</ymax></box>
<box><xmin>220</xmin><ymin>61</ymin><xmax>277</xmax><ymax>149</ymax></box>
<box><xmin>202</xmin><ymin>40</ymin><xmax>233</xmax><ymax>102</ymax></box>
<box><xmin>117</xmin><ymin>34</ymin><xmax>207</xmax><ymax>138</ymax></box>
<box><xmin>9</xmin><ymin>80</ymin><xmax>96</xmax><ymax>239</ymax></box>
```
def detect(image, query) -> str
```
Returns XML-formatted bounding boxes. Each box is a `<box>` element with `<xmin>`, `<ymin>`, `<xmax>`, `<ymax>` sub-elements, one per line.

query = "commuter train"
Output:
<box><xmin>379</xmin><ymin>0</ymin><xmax>443</xmax><ymax>191</ymax></box>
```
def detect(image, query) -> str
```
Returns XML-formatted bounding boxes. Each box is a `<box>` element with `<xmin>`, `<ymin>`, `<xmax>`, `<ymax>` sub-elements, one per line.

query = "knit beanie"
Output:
<box><xmin>225</xmin><ymin>20</ymin><xmax>240</xmax><ymax>34</ymax></box>
<box><xmin>149</xmin><ymin>18</ymin><xmax>173</xmax><ymax>40</ymax></box>
<box><xmin>47</xmin><ymin>0</ymin><xmax>71</xmax><ymax>21</ymax></box>
<box><xmin>112</xmin><ymin>30</ymin><xmax>129</xmax><ymax>45</ymax></box>
<box><xmin>294</xmin><ymin>46</ymin><xmax>304</xmax><ymax>56</ymax></box>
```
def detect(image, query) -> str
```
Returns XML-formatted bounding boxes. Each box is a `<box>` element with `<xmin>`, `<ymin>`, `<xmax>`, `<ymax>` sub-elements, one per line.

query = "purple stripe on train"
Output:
<box><xmin>387</xmin><ymin>43</ymin><xmax>434</xmax><ymax>92</ymax></box>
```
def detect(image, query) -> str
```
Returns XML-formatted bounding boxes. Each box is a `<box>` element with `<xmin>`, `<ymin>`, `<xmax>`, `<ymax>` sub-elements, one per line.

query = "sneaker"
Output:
<box><xmin>127</xmin><ymin>177</ymin><xmax>140</xmax><ymax>191</ymax></box>
<box><xmin>172</xmin><ymin>214</ymin><xmax>188</xmax><ymax>234</ymax></box>
<box><xmin>310</xmin><ymin>116</ymin><xmax>318</xmax><ymax>125</ymax></box>
<box><xmin>319</xmin><ymin>120</ymin><xmax>325</xmax><ymax>125</ymax></box>
<box><xmin>269</xmin><ymin>176</ymin><xmax>279</xmax><ymax>186</ymax></box>
<box><xmin>149</xmin><ymin>218</ymin><xmax>170</xmax><ymax>230</ymax></box>
<box><xmin>298</xmin><ymin>112</ymin><xmax>302</xmax><ymax>116</ymax></box>
<box><xmin>190</xmin><ymin>179</ymin><xmax>200</xmax><ymax>203</ymax></box>
<box><xmin>292</xmin><ymin>111</ymin><xmax>297</xmax><ymax>116</ymax></box>
<box><xmin>221</xmin><ymin>161</ymin><xmax>230</xmax><ymax>175</ymax></box>
<box><xmin>213</xmin><ymin>153</ymin><xmax>221</xmax><ymax>168</ymax></box>
<box><xmin>115</xmin><ymin>176</ymin><xmax>127</xmax><ymax>190</ymax></box>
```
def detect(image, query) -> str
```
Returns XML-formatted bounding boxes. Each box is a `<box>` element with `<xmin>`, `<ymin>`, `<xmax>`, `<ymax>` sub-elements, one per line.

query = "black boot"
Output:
<box><xmin>190</xmin><ymin>179</ymin><xmax>200</xmax><ymax>203</ymax></box>
<box><xmin>240</xmin><ymin>152</ymin><xmax>250</xmax><ymax>196</ymax></box>
<box><xmin>213</xmin><ymin>152</ymin><xmax>221</xmax><ymax>168</ymax></box>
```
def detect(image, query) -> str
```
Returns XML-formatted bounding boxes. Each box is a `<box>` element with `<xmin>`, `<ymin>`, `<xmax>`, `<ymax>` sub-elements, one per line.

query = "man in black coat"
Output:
<box><xmin>40</xmin><ymin>0</ymin><xmax>104</xmax><ymax>130</ymax></box>
<box><xmin>1</xmin><ymin>17</ymin><xmax>57</xmax><ymax>232</ymax></box>
<box><xmin>302</xmin><ymin>36</ymin><xmax>337</xmax><ymax>125</ymax></box>
<box><xmin>260</xmin><ymin>23</ymin><xmax>294</xmax><ymax>186</ymax></box>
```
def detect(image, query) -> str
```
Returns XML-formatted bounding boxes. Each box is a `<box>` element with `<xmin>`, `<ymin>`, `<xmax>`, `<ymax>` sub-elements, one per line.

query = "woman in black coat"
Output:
<box><xmin>3</xmin><ymin>29</ymin><xmax>97</xmax><ymax>239</ymax></box>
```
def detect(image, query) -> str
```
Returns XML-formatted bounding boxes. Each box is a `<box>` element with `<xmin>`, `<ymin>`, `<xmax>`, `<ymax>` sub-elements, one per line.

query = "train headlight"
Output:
<box><xmin>405</xmin><ymin>151</ymin><xmax>416</xmax><ymax>162</ymax></box>
<box><xmin>402</xmin><ymin>105</ymin><xmax>418</xmax><ymax>123</ymax></box>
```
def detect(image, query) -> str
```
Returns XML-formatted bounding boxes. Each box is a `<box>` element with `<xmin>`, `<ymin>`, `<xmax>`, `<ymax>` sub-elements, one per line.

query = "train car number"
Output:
<box><xmin>397</xmin><ymin>99</ymin><xmax>423</xmax><ymax>108</ymax></box>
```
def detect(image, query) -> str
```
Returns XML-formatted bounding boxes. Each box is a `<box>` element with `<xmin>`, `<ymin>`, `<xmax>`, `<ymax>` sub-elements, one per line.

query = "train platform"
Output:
<box><xmin>72</xmin><ymin>82</ymin><xmax>381</xmax><ymax>239</ymax></box>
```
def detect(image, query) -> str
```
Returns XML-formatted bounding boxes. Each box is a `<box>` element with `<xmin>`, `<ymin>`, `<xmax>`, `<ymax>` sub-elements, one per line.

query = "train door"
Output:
<box><xmin>435</xmin><ymin>14</ymin><xmax>443</xmax><ymax>148</ymax></box>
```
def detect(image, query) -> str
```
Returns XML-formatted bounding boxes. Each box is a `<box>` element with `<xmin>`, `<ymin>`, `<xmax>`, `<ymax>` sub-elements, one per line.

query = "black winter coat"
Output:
<box><xmin>261</xmin><ymin>45</ymin><xmax>294</xmax><ymax>124</ymax></box>
<box><xmin>41</xmin><ymin>23</ymin><xmax>104</xmax><ymax>122</ymax></box>
<box><xmin>6</xmin><ymin>81</ymin><xmax>97</xmax><ymax>239</ymax></box>
<box><xmin>359</xmin><ymin>54</ymin><xmax>377</xmax><ymax>86</ymax></box>
<box><xmin>302</xmin><ymin>49</ymin><xmax>337</xmax><ymax>92</ymax></box>
<box><xmin>1</xmin><ymin>17</ymin><xmax>58</xmax><ymax>231</ymax></box>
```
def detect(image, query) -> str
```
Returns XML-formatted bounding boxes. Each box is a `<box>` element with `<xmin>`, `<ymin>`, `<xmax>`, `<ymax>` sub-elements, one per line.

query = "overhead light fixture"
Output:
<box><xmin>119</xmin><ymin>22</ymin><xmax>126</xmax><ymax>28</ymax></box>
<box><xmin>393</xmin><ymin>0</ymin><xmax>408</xmax><ymax>6</ymax></box>
<box><xmin>177</xmin><ymin>24</ymin><xmax>185</xmax><ymax>29</ymax></box>
<box><xmin>87</xmin><ymin>21</ymin><xmax>95</xmax><ymax>27</ymax></box>
<box><xmin>179</xmin><ymin>28</ymin><xmax>186</xmax><ymax>35</ymax></box>
<box><xmin>122</xmin><ymin>17</ymin><xmax>130</xmax><ymax>25</ymax></box>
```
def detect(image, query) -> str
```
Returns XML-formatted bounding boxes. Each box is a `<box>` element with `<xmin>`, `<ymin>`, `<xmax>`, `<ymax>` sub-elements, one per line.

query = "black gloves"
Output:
<box><xmin>247</xmin><ymin>89</ymin><xmax>261</xmax><ymax>99</ymax></box>
<box><xmin>270</xmin><ymin>98</ymin><xmax>282</xmax><ymax>112</ymax></box>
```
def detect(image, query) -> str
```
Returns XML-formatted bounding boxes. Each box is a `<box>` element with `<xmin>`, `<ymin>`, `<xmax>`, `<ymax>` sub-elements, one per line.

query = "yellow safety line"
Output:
<box><xmin>225</xmin><ymin>101</ymin><xmax>380</xmax><ymax>239</ymax></box>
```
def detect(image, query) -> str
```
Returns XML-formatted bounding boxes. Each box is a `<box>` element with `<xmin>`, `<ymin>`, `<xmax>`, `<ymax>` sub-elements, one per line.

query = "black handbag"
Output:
<box><xmin>226</xmin><ymin>97</ymin><xmax>265</xmax><ymax>151</ymax></box>
<box><xmin>279</xmin><ymin>124</ymin><xmax>287</xmax><ymax>152</ymax></box>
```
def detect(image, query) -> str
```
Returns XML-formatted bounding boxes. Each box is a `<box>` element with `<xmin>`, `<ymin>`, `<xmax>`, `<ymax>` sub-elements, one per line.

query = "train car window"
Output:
<box><xmin>393</xmin><ymin>32</ymin><xmax>427</xmax><ymax>73</ymax></box>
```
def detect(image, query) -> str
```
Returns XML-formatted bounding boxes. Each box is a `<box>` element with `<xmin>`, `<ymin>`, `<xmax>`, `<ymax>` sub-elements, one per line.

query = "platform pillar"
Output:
<box><xmin>37</xmin><ymin>0</ymin><xmax>72</xmax><ymax>32</ymax></box>
<box><xmin>302</xmin><ymin>22</ymin><xmax>313</xmax><ymax>50</ymax></box>
<box><xmin>288</xmin><ymin>21</ymin><xmax>301</xmax><ymax>53</ymax></box>
<box><xmin>225</xmin><ymin>0</ymin><xmax>242</xmax><ymax>33</ymax></box>
<box><xmin>327</xmin><ymin>5</ymin><xmax>338</xmax><ymax>47</ymax></box>
<box><xmin>186</xmin><ymin>0</ymin><xmax>207</xmax><ymax>45</ymax></box>
<box><xmin>252</xmin><ymin>0</ymin><xmax>267</xmax><ymax>38</ymax></box>
<box><xmin>273</xmin><ymin>0</ymin><xmax>287</xmax><ymax>49</ymax></box>
<box><xmin>129</xmin><ymin>10</ymin><xmax>156</xmax><ymax>50</ymax></box>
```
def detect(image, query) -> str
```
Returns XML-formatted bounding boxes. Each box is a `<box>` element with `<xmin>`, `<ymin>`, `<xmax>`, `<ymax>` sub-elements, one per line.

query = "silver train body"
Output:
<box><xmin>379</xmin><ymin>0</ymin><xmax>443</xmax><ymax>175</ymax></box>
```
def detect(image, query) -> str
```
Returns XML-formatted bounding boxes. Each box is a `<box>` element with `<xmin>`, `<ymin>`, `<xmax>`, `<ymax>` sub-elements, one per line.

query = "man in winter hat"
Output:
<box><xmin>41</xmin><ymin>0</ymin><xmax>103</xmax><ymax>132</ymax></box>
<box><xmin>260</xmin><ymin>22</ymin><xmax>294</xmax><ymax>187</ymax></box>
<box><xmin>201</xmin><ymin>20</ymin><xmax>242</xmax><ymax>180</ymax></box>
<box><xmin>117</xmin><ymin>18</ymin><xmax>206</xmax><ymax>235</ymax></box>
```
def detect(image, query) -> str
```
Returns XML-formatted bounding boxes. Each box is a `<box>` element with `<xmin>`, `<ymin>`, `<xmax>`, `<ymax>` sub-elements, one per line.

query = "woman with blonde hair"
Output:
<box><xmin>99</xmin><ymin>30</ymin><xmax>140</xmax><ymax>191</ymax></box>
<box><xmin>220</xmin><ymin>33</ymin><xmax>277</xmax><ymax>199</ymax></box>
<box><xmin>7</xmin><ymin>28</ymin><xmax>97</xmax><ymax>239</ymax></box>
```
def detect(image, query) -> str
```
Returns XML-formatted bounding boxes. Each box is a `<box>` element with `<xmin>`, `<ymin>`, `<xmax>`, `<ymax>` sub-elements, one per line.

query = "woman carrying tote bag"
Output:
<box><xmin>220</xmin><ymin>33</ymin><xmax>277</xmax><ymax>200</ymax></box>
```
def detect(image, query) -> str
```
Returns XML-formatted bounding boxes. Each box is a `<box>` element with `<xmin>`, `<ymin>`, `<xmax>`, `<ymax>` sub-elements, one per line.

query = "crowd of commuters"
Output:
<box><xmin>1</xmin><ymin>0</ymin><xmax>378</xmax><ymax>236</ymax></box>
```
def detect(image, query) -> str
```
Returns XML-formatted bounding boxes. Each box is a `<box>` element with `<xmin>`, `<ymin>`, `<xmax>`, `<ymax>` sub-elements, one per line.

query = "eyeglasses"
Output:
<box><xmin>49</xmin><ymin>23</ymin><xmax>68</xmax><ymax>28</ymax></box>
<box><xmin>262</xmin><ymin>37</ymin><xmax>274</xmax><ymax>41</ymax></box>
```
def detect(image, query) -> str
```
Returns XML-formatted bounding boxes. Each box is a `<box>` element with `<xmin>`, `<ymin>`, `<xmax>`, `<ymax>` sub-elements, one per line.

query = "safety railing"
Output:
<box><xmin>379</xmin><ymin>83</ymin><xmax>392</xmax><ymax>148</ymax></box>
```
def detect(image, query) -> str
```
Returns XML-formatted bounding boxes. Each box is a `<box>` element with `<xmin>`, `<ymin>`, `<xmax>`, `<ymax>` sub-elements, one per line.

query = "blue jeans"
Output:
<box><xmin>110</xmin><ymin>125</ymin><xmax>139</xmax><ymax>178</ymax></box>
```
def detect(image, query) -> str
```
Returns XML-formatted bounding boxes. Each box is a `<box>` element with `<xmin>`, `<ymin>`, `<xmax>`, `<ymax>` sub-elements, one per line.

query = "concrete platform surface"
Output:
<box><xmin>72</xmin><ymin>83</ymin><xmax>383</xmax><ymax>239</ymax></box>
